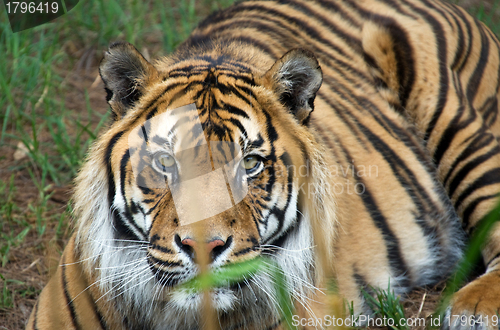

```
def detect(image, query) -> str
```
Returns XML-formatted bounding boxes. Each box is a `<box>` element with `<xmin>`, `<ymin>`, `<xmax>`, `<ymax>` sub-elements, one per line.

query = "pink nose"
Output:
<box><xmin>181</xmin><ymin>238</ymin><xmax>225</xmax><ymax>253</ymax></box>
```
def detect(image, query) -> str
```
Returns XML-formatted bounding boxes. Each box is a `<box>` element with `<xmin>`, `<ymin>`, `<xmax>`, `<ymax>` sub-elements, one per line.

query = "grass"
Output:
<box><xmin>0</xmin><ymin>175</ymin><xmax>26</xmax><ymax>268</ymax></box>
<box><xmin>362</xmin><ymin>283</ymin><xmax>409</xmax><ymax>330</ymax></box>
<box><xmin>0</xmin><ymin>0</ymin><xmax>500</xmax><ymax>329</ymax></box>
<box><xmin>180</xmin><ymin>256</ymin><xmax>299</xmax><ymax>330</ymax></box>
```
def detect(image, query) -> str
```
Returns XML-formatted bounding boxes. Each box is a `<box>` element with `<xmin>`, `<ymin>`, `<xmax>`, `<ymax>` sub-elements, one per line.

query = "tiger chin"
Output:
<box><xmin>28</xmin><ymin>0</ymin><xmax>500</xmax><ymax>329</ymax></box>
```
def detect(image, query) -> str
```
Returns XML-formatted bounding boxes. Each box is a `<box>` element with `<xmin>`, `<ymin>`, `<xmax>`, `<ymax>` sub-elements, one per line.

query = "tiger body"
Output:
<box><xmin>28</xmin><ymin>0</ymin><xmax>500</xmax><ymax>329</ymax></box>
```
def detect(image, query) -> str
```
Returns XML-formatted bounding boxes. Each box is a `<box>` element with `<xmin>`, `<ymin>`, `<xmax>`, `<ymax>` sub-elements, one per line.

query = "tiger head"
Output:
<box><xmin>74</xmin><ymin>42</ymin><xmax>337</xmax><ymax>328</ymax></box>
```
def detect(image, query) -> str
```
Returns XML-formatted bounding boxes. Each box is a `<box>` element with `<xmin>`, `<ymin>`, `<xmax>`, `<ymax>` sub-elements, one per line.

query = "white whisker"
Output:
<box><xmin>97</xmin><ymin>265</ymin><xmax>151</xmax><ymax>303</ymax></box>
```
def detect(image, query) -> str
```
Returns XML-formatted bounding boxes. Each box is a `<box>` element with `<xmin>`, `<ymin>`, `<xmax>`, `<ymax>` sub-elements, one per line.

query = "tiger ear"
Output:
<box><xmin>99</xmin><ymin>42</ymin><xmax>159</xmax><ymax>120</ymax></box>
<box><xmin>264</xmin><ymin>49</ymin><xmax>322</xmax><ymax>124</ymax></box>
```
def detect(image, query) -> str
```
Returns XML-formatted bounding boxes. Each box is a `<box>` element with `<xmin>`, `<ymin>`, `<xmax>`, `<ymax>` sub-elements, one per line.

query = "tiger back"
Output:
<box><xmin>28</xmin><ymin>0</ymin><xmax>500</xmax><ymax>329</ymax></box>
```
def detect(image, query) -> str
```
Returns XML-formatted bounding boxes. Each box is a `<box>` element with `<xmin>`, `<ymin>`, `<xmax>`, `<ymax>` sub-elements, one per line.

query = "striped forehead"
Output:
<box><xmin>146</xmin><ymin>104</ymin><xmax>204</xmax><ymax>152</ymax></box>
<box><xmin>140</xmin><ymin>102</ymin><xmax>265</xmax><ymax>155</ymax></box>
<box><xmin>164</xmin><ymin>55</ymin><xmax>255</xmax><ymax>77</ymax></box>
<box><xmin>138</xmin><ymin>58</ymin><xmax>266</xmax><ymax>153</ymax></box>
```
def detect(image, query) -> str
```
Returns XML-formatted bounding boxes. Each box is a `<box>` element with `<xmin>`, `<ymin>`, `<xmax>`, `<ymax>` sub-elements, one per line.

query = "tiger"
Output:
<box><xmin>27</xmin><ymin>0</ymin><xmax>500</xmax><ymax>329</ymax></box>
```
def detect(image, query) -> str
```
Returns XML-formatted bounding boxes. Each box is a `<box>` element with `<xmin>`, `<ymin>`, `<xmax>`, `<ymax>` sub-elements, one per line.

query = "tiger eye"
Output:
<box><xmin>158</xmin><ymin>154</ymin><xmax>175</xmax><ymax>168</ymax></box>
<box><xmin>242</xmin><ymin>155</ymin><xmax>260</xmax><ymax>170</ymax></box>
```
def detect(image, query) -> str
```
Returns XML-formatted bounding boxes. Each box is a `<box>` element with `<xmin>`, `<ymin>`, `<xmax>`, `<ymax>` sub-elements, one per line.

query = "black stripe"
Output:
<box><xmin>93</xmin><ymin>301</ymin><xmax>109</xmax><ymax>330</ymax></box>
<box><xmin>482</xmin><ymin>97</ymin><xmax>499</xmax><ymax>128</ymax></box>
<box><xmin>263</xmin><ymin>153</ymin><xmax>295</xmax><ymax>244</ymax></box>
<box><xmin>105</xmin><ymin>132</ymin><xmax>142</xmax><ymax>241</ymax></box>
<box><xmin>422</xmin><ymin>0</ymin><xmax>454</xmax><ymax>28</ymax></box>
<box><xmin>316</xmin><ymin>91</ymin><xmax>369</xmax><ymax>150</ymax></box>
<box><xmin>321</xmin><ymin>78</ymin><xmax>431</xmax><ymax>170</ymax></box>
<box><xmin>462</xmin><ymin>194</ymin><xmax>499</xmax><ymax>229</ymax></box>
<box><xmin>321</xmin><ymin>74</ymin><xmax>443</xmax><ymax>221</ymax></box>
<box><xmin>445</xmin><ymin>4</ymin><xmax>466</xmax><ymax>70</ymax></box>
<box><xmin>75</xmin><ymin>262</ymin><xmax>108</xmax><ymax>328</ymax></box>
<box><xmin>486</xmin><ymin>252</ymin><xmax>500</xmax><ymax>269</ymax></box>
<box><xmin>200</xmin><ymin>4</ymin><xmax>372</xmax><ymax>83</ymax></box>
<box><xmin>354</xmin><ymin>271</ymin><xmax>374</xmax><ymax>297</ymax></box>
<box><xmin>443</xmin><ymin>133</ymin><xmax>495</xmax><ymax>186</ymax></box>
<box><xmin>449</xmin><ymin>4</ymin><xmax>474</xmax><ymax>73</ymax></box>
<box><xmin>396</xmin><ymin>0</ymin><xmax>449</xmax><ymax>143</ymax></box>
<box><xmin>353</xmin><ymin>270</ymin><xmax>375</xmax><ymax>314</ymax></box>
<box><xmin>222</xmin><ymin>73</ymin><xmax>256</xmax><ymax>88</ymax></box>
<box><xmin>263</xmin><ymin>210</ymin><xmax>303</xmax><ymax>254</ymax></box>
<box><xmin>229</xmin><ymin>118</ymin><xmax>250</xmax><ymax>144</ymax></box>
<box><xmin>234</xmin><ymin>247</ymin><xmax>254</xmax><ymax>257</ymax></box>
<box><xmin>218</xmin><ymin>86</ymin><xmax>254</xmax><ymax>110</ymax></box>
<box><xmin>223</xmin><ymin>36</ymin><xmax>278</xmax><ymax>59</ymax></box>
<box><xmin>169</xmin><ymin>68</ymin><xmax>208</xmax><ymax>78</ymax></box>
<box><xmin>466</xmin><ymin>20</ymin><xmax>490</xmax><ymax>102</ymax></box>
<box><xmin>432</xmin><ymin>101</ymin><xmax>473</xmax><ymax>167</ymax></box>
<box><xmin>322</xmin><ymin>71</ymin><xmax>429</xmax><ymax>160</ymax></box>
<box><xmin>149</xmin><ymin>266</ymin><xmax>183</xmax><ymax>287</ymax></box>
<box><xmin>249</xmin><ymin>203</ymin><xmax>264</xmax><ymax>239</ymax></box>
<box><xmin>105</xmin><ymin>131</ymin><xmax>124</xmax><ymax>210</ymax></box>
<box><xmin>385</xmin><ymin>18</ymin><xmax>416</xmax><ymax>109</ymax></box>
<box><xmin>448</xmin><ymin>147</ymin><xmax>500</xmax><ymax>198</ymax></box>
<box><xmin>222</xmin><ymin>103</ymin><xmax>251</xmax><ymax>120</ymax></box>
<box><xmin>133</xmin><ymin>82</ymin><xmax>189</xmax><ymax>126</ymax></box>
<box><xmin>363</xmin><ymin>121</ymin><xmax>444</xmax><ymax>214</ymax></box>
<box><xmin>315</xmin><ymin>0</ymin><xmax>359</xmax><ymax>27</ymax></box>
<box><xmin>183</xmin><ymin>32</ymin><xmax>279</xmax><ymax>59</ymax></box>
<box><xmin>147</xmin><ymin>193</ymin><xmax>170</xmax><ymax>216</ymax></box>
<box><xmin>199</xmin><ymin>2</ymin><xmax>352</xmax><ymax>59</ymax></box>
<box><xmin>148</xmin><ymin>255</ymin><xmax>182</xmax><ymax>267</ymax></box>
<box><xmin>376</xmin><ymin>0</ymin><xmax>419</xmax><ymax>19</ymax></box>
<box><xmin>336</xmin><ymin>144</ymin><xmax>410</xmax><ymax>285</ymax></box>
<box><xmin>140</xmin><ymin>124</ymin><xmax>149</xmax><ymax>143</ymax></box>
<box><xmin>167</xmin><ymin>82</ymin><xmax>205</xmax><ymax>107</ymax></box>
<box><xmin>372</xmin><ymin>0</ymin><xmax>449</xmax><ymax>141</ymax></box>
<box><xmin>455</xmin><ymin>168</ymin><xmax>500</xmax><ymax>213</ymax></box>
<box><xmin>218</xmin><ymin>60</ymin><xmax>254</xmax><ymax>73</ymax></box>
<box><xmin>149</xmin><ymin>244</ymin><xmax>175</xmax><ymax>255</ymax></box>
<box><xmin>118</xmin><ymin>151</ymin><xmax>147</xmax><ymax>239</ymax></box>
<box><xmin>261</xmin><ymin>108</ymin><xmax>279</xmax><ymax>143</ymax></box>
<box><xmin>32</xmin><ymin>300</ymin><xmax>39</xmax><ymax>330</ymax></box>
<box><xmin>280</xmin><ymin>0</ymin><xmax>360</xmax><ymax>47</ymax></box>
<box><xmin>61</xmin><ymin>255</ymin><xmax>82</xmax><ymax>330</ymax></box>
<box><xmin>146</xmin><ymin>106</ymin><xmax>158</xmax><ymax>121</ymax></box>
<box><xmin>357</xmin><ymin>179</ymin><xmax>410</xmax><ymax>286</ymax></box>
<box><xmin>202</xmin><ymin>18</ymin><xmax>293</xmax><ymax>48</ymax></box>
<box><xmin>363</xmin><ymin>52</ymin><xmax>388</xmax><ymax>90</ymax></box>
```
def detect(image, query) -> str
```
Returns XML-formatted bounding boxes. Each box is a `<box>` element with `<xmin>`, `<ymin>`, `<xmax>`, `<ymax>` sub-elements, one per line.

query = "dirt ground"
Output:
<box><xmin>0</xmin><ymin>0</ymin><xmax>498</xmax><ymax>329</ymax></box>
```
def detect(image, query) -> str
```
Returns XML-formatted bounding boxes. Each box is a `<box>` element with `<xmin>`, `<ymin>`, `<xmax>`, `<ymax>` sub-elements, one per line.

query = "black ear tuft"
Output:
<box><xmin>99</xmin><ymin>42</ymin><xmax>158</xmax><ymax>120</ymax></box>
<box><xmin>264</xmin><ymin>49</ymin><xmax>323</xmax><ymax>124</ymax></box>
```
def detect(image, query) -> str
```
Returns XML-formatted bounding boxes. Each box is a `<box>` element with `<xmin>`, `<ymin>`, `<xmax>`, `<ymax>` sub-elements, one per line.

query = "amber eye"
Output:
<box><xmin>241</xmin><ymin>155</ymin><xmax>263</xmax><ymax>174</ymax></box>
<box><xmin>155</xmin><ymin>153</ymin><xmax>175</xmax><ymax>171</ymax></box>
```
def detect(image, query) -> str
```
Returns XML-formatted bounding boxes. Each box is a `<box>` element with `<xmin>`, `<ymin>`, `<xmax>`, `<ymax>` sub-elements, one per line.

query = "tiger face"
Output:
<box><xmin>74</xmin><ymin>42</ymin><xmax>331</xmax><ymax>327</ymax></box>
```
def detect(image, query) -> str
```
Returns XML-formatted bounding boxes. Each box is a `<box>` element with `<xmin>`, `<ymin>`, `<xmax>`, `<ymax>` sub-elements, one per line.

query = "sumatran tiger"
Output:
<box><xmin>27</xmin><ymin>0</ymin><xmax>500</xmax><ymax>329</ymax></box>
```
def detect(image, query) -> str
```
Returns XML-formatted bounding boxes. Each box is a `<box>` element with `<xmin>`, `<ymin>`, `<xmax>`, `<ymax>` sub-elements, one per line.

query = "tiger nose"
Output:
<box><xmin>181</xmin><ymin>238</ymin><xmax>225</xmax><ymax>251</ymax></box>
<box><xmin>176</xmin><ymin>235</ymin><xmax>232</xmax><ymax>262</ymax></box>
